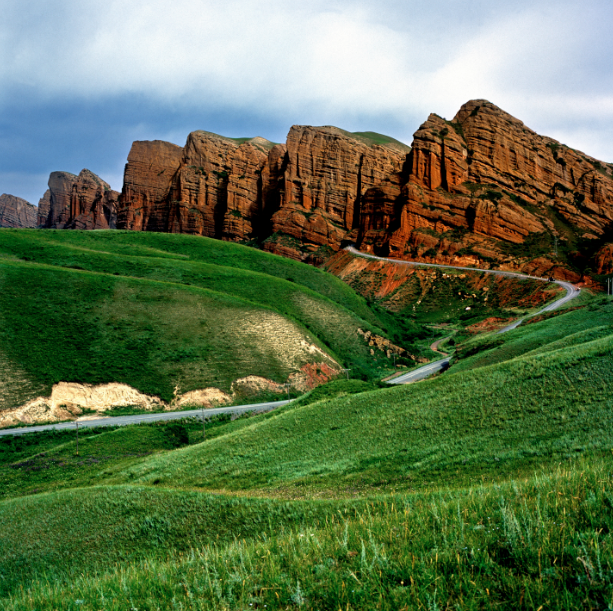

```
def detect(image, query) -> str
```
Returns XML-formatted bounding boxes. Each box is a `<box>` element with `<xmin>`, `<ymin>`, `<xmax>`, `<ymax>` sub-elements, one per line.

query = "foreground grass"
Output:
<box><xmin>0</xmin><ymin>484</ymin><xmax>364</xmax><ymax>598</ymax></box>
<box><xmin>2</xmin><ymin>254</ymin><xmax>610</xmax><ymax>608</ymax></box>
<box><xmin>4</xmin><ymin>455</ymin><xmax>612</xmax><ymax>609</ymax></box>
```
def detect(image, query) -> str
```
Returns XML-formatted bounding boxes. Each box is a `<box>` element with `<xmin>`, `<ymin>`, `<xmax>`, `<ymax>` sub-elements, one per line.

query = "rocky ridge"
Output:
<box><xmin>26</xmin><ymin>100</ymin><xmax>611</xmax><ymax>280</ymax></box>
<box><xmin>0</xmin><ymin>194</ymin><xmax>38</xmax><ymax>228</ymax></box>
<box><xmin>116</xmin><ymin>129</ymin><xmax>411</xmax><ymax>263</ymax></box>
<box><xmin>368</xmin><ymin>100</ymin><xmax>613</xmax><ymax>282</ymax></box>
<box><xmin>41</xmin><ymin>169</ymin><xmax>119</xmax><ymax>230</ymax></box>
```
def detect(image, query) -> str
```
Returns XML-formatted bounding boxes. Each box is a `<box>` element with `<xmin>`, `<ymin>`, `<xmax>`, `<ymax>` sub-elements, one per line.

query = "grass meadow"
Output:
<box><xmin>0</xmin><ymin>231</ymin><xmax>611</xmax><ymax>609</ymax></box>
<box><xmin>0</xmin><ymin>230</ymin><xmax>430</xmax><ymax>411</ymax></box>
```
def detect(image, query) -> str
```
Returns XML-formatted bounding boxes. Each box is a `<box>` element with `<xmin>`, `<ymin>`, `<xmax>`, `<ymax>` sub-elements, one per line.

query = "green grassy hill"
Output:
<box><xmin>1</xmin><ymin>236</ymin><xmax>611</xmax><ymax>610</ymax></box>
<box><xmin>4</xmin><ymin>457</ymin><xmax>611</xmax><ymax>610</ymax></box>
<box><xmin>100</xmin><ymin>312</ymin><xmax>612</xmax><ymax>497</ymax></box>
<box><xmin>0</xmin><ymin>230</ymin><xmax>426</xmax><ymax>412</ymax></box>
<box><xmin>451</xmin><ymin>292</ymin><xmax>612</xmax><ymax>372</ymax></box>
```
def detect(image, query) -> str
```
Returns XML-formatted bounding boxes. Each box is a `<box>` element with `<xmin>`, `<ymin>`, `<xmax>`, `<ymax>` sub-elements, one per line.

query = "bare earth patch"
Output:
<box><xmin>1</xmin><ymin>358</ymin><xmax>341</xmax><ymax>428</ymax></box>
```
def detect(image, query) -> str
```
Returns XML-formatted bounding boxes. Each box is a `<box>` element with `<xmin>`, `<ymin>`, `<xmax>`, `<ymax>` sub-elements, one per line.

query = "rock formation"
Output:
<box><xmin>41</xmin><ymin>169</ymin><xmax>119</xmax><ymax>230</ymax></box>
<box><xmin>37</xmin><ymin>190</ymin><xmax>51</xmax><ymax>226</ymax></box>
<box><xmin>263</xmin><ymin>127</ymin><xmax>410</xmax><ymax>260</ymax></box>
<box><xmin>114</xmin><ymin>101</ymin><xmax>613</xmax><ymax>279</ymax></box>
<box><xmin>363</xmin><ymin>100</ymin><xmax>613</xmax><ymax>282</ymax></box>
<box><xmin>595</xmin><ymin>243</ymin><xmax>613</xmax><ymax>275</ymax></box>
<box><xmin>117</xmin><ymin>140</ymin><xmax>183</xmax><ymax>231</ymax></box>
<box><xmin>0</xmin><ymin>194</ymin><xmax>38</xmax><ymax>228</ymax></box>
<box><xmin>118</xmin><ymin>134</ymin><xmax>275</xmax><ymax>241</ymax></box>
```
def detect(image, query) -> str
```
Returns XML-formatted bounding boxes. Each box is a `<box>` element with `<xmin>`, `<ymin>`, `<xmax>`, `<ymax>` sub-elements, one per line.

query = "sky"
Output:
<box><xmin>2</xmin><ymin>0</ymin><xmax>613</xmax><ymax>205</ymax></box>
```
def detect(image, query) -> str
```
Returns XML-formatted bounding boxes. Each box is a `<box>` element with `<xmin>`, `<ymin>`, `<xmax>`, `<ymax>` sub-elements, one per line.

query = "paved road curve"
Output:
<box><xmin>345</xmin><ymin>247</ymin><xmax>581</xmax><ymax>385</ymax></box>
<box><xmin>0</xmin><ymin>400</ymin><xmax>290</xmax><ymax>437</ymax></box>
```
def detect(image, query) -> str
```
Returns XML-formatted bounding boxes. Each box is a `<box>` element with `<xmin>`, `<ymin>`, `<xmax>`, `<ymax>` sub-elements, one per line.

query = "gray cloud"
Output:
<box><xmin>2</xmin><ymin>0</ymin><xmax>613</xmax><ymax>202</ymax></box>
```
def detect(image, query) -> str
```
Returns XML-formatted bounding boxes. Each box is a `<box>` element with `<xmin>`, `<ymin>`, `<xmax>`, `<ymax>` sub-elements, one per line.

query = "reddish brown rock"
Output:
<box><xmin>357</xmin><ymin>100</ymin><xmax>613</xmax><ymax>279</ymax></box>
<box><xmin>324</xmin><ymin>249</ymin><xmax>558</xmax><ymax>314</ymax></box>
<box><xmin>37</xmin><ymin>190</ymin><xmax>51</xmax><ymax>226</ymax></box>
<box><xmin>114</xmin><ymin>103</ymin><xmax>613</xmax><ymax>280</ymax></box>
<box><xmin>116</xmin><ymin>128</ymin><xmax>409</xmax><ymax>254</ymax></box>
<box><xmin>168</xmin><ymin>133</ymin><xmax>271</xmax><ymax>239</ymax></box>
<box><xmin>117</xmin><ymin>140</ymin><xmax>183</xmax><ymax>231</ymax></box>
<box><xmin>595</xmin><ymin>243</ymin><xmax>613</xmax><ymax>275</ymax></box>
<box><xmin>0</xmin><ymin>194</ymin><xmax>37</xmax><ymax>228</ymax></box>
<box><xmin>264</xmin><ymin>126</ymin><xmax>409</xmax><ymax>260</ymax></box>
<box><xmin>42</xmin><ymin>169</ymin><xmax>119</xmax><ymax>230</ymax></box>
<box><xmin>118</xmin><ymin>134</ymin><xmax>275</xmax><ymax>241</ymax></box>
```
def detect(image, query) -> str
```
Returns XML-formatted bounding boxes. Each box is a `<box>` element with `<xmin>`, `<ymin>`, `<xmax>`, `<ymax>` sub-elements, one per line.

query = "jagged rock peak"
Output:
<box><xmin>42</xmin><ymin>168</ymin><xmax>119</xmax><ymax>230</ymax></box>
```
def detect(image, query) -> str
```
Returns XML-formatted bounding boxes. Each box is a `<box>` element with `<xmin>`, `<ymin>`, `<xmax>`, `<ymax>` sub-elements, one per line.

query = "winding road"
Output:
<box><xmin>344</xmin><ymin>247</ymin><xmax>581</xmax><ymax>385</ymax></box>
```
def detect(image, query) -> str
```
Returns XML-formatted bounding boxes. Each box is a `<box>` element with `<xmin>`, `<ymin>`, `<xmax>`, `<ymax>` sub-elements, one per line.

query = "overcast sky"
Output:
<box><xmin>2</xmin><ymin>0</ymin><xmax>613</xmax><ymax>204</ymax></box>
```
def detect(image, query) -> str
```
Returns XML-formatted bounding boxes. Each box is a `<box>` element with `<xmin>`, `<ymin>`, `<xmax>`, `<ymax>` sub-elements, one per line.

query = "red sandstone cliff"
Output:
<box><xmin>263</xmin><ymin>127</ymin><xmax>410</xmax><ymax>261</ymax></box>
<box><xmin>118</xmin><ymin>134</ymin><xmax>274</xmax><ymax>242</ymax></box>
<box><xmin>0</xmin><ymin>194</ymin><xmax>38</xmax><ymax>228</ymax></box>
<box><xmin>42</xmin><ymin>169</ymin><xmax>119</xmax><ymax>230</ymax></box>
<box><xmin>37</xmin><ymin>190</ymin><xmax>51</xmax><ymax>227</ymax></box>
<box><xmin>117</xmin><ymin>140</ymin><xmax>183</xmax><ymax>232</ymax></box>
<box><xmin>114</xmin><ymin>102</ymin><xmax>613</xmax><ymax>280</ymax></box>
<box><xmin>354</xmin><ymin>101</ymin><xmax>613</xmax><ymax>282</ymax></box>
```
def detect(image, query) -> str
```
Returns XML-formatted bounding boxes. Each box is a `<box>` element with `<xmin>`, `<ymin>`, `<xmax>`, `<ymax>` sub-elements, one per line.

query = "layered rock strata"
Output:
<box><xmin>263</xmin><ymin>127</ymin><xmax>410</xmax><ymax>260</ymax></box>
<box><xmin>114</xmin><ymin>101</ymin><xmax>613</xmax><ymax>278</ymax></box>
<box><xmin>41</xmin><ymin>169</ymin><xmax>119</xmax><ymax>230</ymax></box>
<box><xmin>116</xmin><ymin>129</ymin><xmax>410</xmax><ymax>260</ymax></box>
<box><xmin>370</xmin><ymin>100</ymin><xmax>613</xmax><ymax>281</ymax></box>
<box><xmin>118</xmin><ymin>135</ymin><xmax>276</xmax><ymax>241</ymax></box>
<box><xmin>0</xmin><ymin>194</ymin><xmax>38</xmax><ymax>228</ymax></box>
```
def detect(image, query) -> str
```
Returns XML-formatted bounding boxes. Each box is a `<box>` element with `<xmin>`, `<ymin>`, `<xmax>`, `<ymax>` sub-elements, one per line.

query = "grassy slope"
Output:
<box><xmin>102</xmin><ymin>320</ymin><xmax>613</xmax><ymax>496</ymax></box>
<box><xmin>0</xmin><ymin>259</ymin><xmax>323</xmax><ymax>405</ymax></box>
<box><xmin>0</xmin><ymin>484</ymin><xmax>363</xmax><ymax>598</ymax></box>
<box><xmin>4</xmin><ymin>457</ymin><xmax>612</xmax><ymax>610</ymax></box>
<box><xmin>0</xmin><ymin>230</ymin><xmax>418</xmax><ymax>409</ymax></box>
<box><xmin>1</xmin><ymin>300</ymin><xmax>612</xmax><ymax>608</ymax></box>
<box><xmin>0</xmin><ymin>421</ymin><xmax>193</xmax><ymax>500</ymax></box>
<box><xmin>0</xmin><ymin>229</ymin><xmax>377</xmax><ymax>323</ymax></box>
<box><xmin>452</xmin><ymin>294</ymin><xmax>612</xmax><ymax>373</ymax></box>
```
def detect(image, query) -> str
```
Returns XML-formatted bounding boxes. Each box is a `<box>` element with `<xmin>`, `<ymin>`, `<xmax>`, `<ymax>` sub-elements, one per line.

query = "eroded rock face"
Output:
<box><xmin>42</xmin><ymin>169</ymin><xmax>119</xmax><ymax>230</ymax></box>
<box><xmin>264</xmin><ymin>126</ymin><xmax>409</xmax><ymax>260</ymax></box>
<box><xmin>595</xmin><ymin>243</ymin><xmax>613</xmax><ymax>275</ymax></box>
<box><xmin>118</xmin><ymin>134</ymin><xmax>274</xmax><ymax>241</ymax></box>
<box><xmin>0</xmin><ymin>194</ymin><xmax>38</xmax><ymax>228</ymax></box>
<box><xmin>114</xmin><ymin>102</ymin><xmax>613</xmax><ymax>277</ymax></box>
<box><xmin>37</xmin><ymin>190</ymin><xmax>51</xmax><ymax>226</ymax></box>
<box><xmin>375</xmin><ymin>100</ymin><xmax>613</xmax><ymax>278</ymax></box>
<box><xmin>116</xmin><ymin>128</ymin><xmax>409</xmax><ymax>258</ymax></box>
<box><xmin>117</xmin><ymin>140</ymin><xmax>183</xmax><ymax>231</ymax></box>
